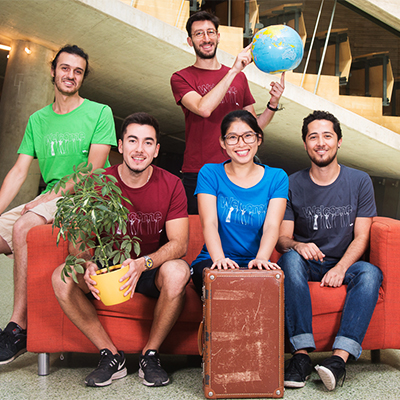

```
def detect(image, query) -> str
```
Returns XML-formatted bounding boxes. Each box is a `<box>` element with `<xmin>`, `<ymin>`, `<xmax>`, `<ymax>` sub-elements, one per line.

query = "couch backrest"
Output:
<box><xmin>183</xmin><ymin>215</ymin><xmax>204</xmax><ymax>265</ymax></box>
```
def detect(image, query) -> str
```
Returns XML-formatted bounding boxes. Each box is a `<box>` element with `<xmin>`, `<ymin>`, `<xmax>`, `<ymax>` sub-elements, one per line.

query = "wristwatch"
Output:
<box><xmin>267</xmin><ymin>101</ymin><xmax>279</xmax><ymax>112</ymax></box>
<box><xmin>143</xmin><ymin>255</ymin><xmax>153</xmax><ymax>270</ymax></box>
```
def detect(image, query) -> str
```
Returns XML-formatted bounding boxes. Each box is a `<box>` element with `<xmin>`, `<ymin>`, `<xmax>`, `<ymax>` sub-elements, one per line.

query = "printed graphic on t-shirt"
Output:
<box><xmin>127</xmin><ymin>211</ymin><xmax>163</xmax><ymax>236</ymax></box>
<box><xmin>197</xmin><ymin>84</ymin><xmax>239</xmax><ymax>106</ymax></box>
<box><xmin>302</xmin><ymin>204</ymin><xmax>353</xmax><ymax>231</ymax></box>
<box><xmin>219</xmin><ymin>196</ymin><xmax>267</xmax><ymax>226</ymax></box>
<box><xmin>45</xmin><ymin>131</ymin><xmax>87</xmax><ymax>157</ymax></box>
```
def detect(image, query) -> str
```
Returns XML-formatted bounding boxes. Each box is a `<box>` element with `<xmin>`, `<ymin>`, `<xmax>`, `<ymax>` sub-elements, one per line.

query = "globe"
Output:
<box><xmin>251</xmin><ymin>25</ymin><xmax>304</xmax><ymax>74</ymax></box>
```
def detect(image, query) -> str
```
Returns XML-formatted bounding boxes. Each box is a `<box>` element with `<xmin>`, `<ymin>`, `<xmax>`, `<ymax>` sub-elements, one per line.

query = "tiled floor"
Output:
<box><xmin>1</xmin><ymin>254</ymin><xmax>400</xmax><ymax>399</ymax></box>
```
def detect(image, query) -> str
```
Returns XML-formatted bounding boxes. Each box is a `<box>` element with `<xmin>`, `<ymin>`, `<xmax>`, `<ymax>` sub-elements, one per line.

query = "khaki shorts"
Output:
<box><xmin>0</xmin><ymin>195</ymin><xmax>59</xmax><ymax>253</ymax></box>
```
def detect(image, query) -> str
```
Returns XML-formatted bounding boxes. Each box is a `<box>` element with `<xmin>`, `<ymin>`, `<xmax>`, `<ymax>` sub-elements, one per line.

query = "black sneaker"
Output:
<box><xmin>0</xmin><ymin>322</ymin><xmax>27</xmax><ymax>365</ymax></box>
<box><xmin>315</xmin><ymin>355</ymin><xmax>346</xmax><ymax>391</ymax></box>
<box><xmin>85</xmin><ymin>349</ymin><xmax>127</xmax><ymax>387</ymax></box>
<box><xmin>284</xmin><ymin>353</ymin><xmax>313</xmax><ymax>388</ymax></box>
<box><xmin>139</xmin><ymin>349</ymin><xmax>170</xmax><ymax>387</ymax></box>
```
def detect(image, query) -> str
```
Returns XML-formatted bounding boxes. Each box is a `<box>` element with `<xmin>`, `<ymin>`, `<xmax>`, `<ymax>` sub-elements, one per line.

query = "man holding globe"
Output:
<box><xmin>171</xmin><ymin>10</ymin><xmax>285</xmax><ymax>214</ymax></box>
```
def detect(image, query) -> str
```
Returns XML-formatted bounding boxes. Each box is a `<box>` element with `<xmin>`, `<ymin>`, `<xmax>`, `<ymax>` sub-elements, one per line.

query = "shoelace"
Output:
<box><xmin>0</xmin><ymin>330</ymin><xmax>17</xmax><ymax>348</ymax></box>
<box><xmin>328</xmin><ymin>360</ymin><xmax>346</xmax><ymax>387</ymax></box>
<box><xmin>141</xmin><ymin>354</ymin><xmax>161</xmax><ymax>369</ymax></box>
<box><xmin>339</xmin><ymin>369</ymin><xmax>346</xmax><ymax>387</ymax></box>
<box><xmin>97</xmin><ymin>352</ymin><xmax>117</xmax><ymax>369</ymax></box>
<box><xmin>0</xmin><ymin>330</ymin><xmax>11</xmax><ymax>343</ymax></box>
<box><xmin>286</xmin><ymin>355</ymin><xmax>307</xmax><ymax>374</ymax></box>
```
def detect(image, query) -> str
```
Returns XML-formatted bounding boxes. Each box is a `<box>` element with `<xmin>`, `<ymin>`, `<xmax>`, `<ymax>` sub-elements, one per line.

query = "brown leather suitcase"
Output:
<box><xmin>200</xmin><ymin>268</ymin><xmax>284</xmax><ymax>399</ymax></box>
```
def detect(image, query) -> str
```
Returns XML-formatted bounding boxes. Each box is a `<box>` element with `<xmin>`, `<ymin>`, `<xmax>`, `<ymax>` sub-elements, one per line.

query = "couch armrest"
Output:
<box><xmin>26</xmin><ymin>224</ymin><xmax>69</xmax><ymax>352</ymax></box>
<box><xmin>369</xmin><ymin>216</ymin><xmax>400</xmax><ymax>348</ymax></box>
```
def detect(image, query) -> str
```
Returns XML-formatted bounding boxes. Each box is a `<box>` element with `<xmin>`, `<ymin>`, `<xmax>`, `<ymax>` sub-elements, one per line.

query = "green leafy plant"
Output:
<box><xmin>52</xmin><ymin>162</ymin><xmax>140</xmax><ymax>283</ymax></box>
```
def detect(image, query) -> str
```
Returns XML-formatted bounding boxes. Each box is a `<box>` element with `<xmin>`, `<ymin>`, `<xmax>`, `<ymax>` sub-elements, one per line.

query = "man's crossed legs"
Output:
<box><xmin>0</xmin><ymin>198</ymin><xmax>59</xmax><ymax>364</ymax></box>
<box><xmin>278</xmin><ymin>250</ymin><xmax>382</xmax><ymax>391</ymax></box>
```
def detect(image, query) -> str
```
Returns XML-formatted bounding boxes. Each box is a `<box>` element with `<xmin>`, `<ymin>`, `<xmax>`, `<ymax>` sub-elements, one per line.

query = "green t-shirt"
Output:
<box><xmin>18</xmin><ymin>99</ymin><xmax>117</xmax><ymax>193</ymax></box>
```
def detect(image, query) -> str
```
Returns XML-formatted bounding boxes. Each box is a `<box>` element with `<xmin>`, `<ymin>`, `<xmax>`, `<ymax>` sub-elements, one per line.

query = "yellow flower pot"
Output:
<box><xmin>91</xmin><ymin>264</ymin><xmax>131</xmax><ymax>306</ymax></box>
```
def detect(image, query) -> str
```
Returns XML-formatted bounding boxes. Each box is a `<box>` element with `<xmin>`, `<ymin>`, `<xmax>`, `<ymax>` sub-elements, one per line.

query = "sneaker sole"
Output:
<box><xmin>138</xmin><ymin>367</ymin><xmax>170</xmax><ymax>387</ymax></box>
<box><xmin>315</xmin><ymin>365</ymin><xmax>336</xmax><ymax>391</ymax></box>
<box><xmin>85</xmin><ymin>367</ymin><xmax>127</xmax><ymax>387</ymax></box>
<box><xmin>284</xmin><ymin>374</ymin><xmax>310</xmax><ymax>388</ymax></box>
<box><xmin>0</xmin><ymin>348</ymin><xmax>27</xmax><ymax>365</ymax></box>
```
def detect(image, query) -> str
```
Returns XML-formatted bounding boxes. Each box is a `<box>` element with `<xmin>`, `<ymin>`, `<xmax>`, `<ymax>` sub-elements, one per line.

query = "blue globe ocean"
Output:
<box><xmin>251</xmin><ymin>25</ymin><xmax>304</xmax><ymax>74</ymax></box>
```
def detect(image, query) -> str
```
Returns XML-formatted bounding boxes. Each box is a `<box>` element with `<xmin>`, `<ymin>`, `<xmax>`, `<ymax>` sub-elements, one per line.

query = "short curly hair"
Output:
<box><xmin>186</xmin><ymin>11</ymin><xmax>220</xmax><ymax>37</ymax></box>
<box><xmin>302</xmin><ymin>110</ymin><xmax>342</xmax><ymax>142</ymax></box>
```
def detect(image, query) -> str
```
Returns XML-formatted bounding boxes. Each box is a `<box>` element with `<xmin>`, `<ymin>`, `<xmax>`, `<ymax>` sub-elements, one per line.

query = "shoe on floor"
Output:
<box><xmin>85</xmin><ymin>349</ymin><xmax>127</xmax><ymax>387</ymax></box>
<box><xmin>139</xmin><ymin>349</ymin><xmax>170</xmax><ymax>387</ymax></box>
<box><xmin>284</xmin><ymin>353</ymin><xmax>313</xmax><ymax>388</ymax></box>
<box><xmin>315</xmin><ymin>355</ymin><xmax>346</xmax><ymax>391</ymax></box>
<box><xmin>0</xmin><ymin>322</ymin><xmax>27</xmax><ymax>365</ymax></box>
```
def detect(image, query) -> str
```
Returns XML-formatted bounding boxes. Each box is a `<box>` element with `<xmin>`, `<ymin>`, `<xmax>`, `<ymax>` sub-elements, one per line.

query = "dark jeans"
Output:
<box><xmin>278</xmin><ymin>249</ymin><xmax>383</xmax><ymax>359</ymax></box>
<box><xmin>182</xmin><ymin>172</ymin><xmax>198</xmax><ymax>215</ymax></box>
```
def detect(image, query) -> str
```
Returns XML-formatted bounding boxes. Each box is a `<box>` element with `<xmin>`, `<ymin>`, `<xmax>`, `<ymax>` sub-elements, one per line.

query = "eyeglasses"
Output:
<box><xmin>192</xmin><ymin>29</ymin><xmax>218</xmax><ymax>39</ymax></box>
<box><xmin>224</xmin><ymin>132</ymin><xmax>258</xmax><ymax>145</ymax></box>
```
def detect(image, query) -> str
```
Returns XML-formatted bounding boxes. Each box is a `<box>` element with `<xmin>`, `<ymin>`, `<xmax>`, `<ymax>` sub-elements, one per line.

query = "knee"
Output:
<box><xmin>353</xmin><ymin>262</ymin><xmax>383</xmax><ymax>289</ymax></box>
<box><xmin>278</xmin><ymin>250</ymin><xmax>305</xmax><ymax>274</ymax></box>
<box><xmin>159</xmin><ymin>261</ymin><xmax>190</xmax><ymax>295</ymax></box>
<box><xmin>52</xmin><ymin>264</ymin><xmax>69</xmax><ymax>299</ymax></box>
<box><xmin>12</xmin><ymin>214</ymin><xmax>43</xmax><ymax>244</ymax></box>
<box><xmin>12</xmin><ymin>217</ymin><xmax>29</xmax><ymax>243</ymax></box>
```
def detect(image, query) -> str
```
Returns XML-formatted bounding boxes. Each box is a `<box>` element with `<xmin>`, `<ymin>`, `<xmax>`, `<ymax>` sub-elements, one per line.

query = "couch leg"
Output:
<box><xmin>371</xmin><ymin>349</ymin><xmax>380</xmax><ymax>363</ymax></box>
<box><xmin>38</xmin><ymin>353</ymin><xmax>50</xmax><ymax>376</ymax></box>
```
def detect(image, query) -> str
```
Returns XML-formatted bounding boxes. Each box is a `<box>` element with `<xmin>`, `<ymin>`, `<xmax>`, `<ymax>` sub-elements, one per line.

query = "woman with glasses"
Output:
<box><xmin>191</xmin><ymin>110</ymin><xmax>289</xmax><ymax>295</ymax></box>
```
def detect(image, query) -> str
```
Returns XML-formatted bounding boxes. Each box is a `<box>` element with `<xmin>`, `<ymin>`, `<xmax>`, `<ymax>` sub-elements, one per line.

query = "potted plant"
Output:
<box><xmin>52</xmin><ymin>162</ymin><xmax>140</xmax><ymax>306</ymax></box>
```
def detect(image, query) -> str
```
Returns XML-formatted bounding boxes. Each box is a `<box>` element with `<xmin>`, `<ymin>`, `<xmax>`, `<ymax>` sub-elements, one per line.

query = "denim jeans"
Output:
<box><xmin>278</xmin><ymin>249</ymin><xmax>382</xmax><ymax>359</ymax></box>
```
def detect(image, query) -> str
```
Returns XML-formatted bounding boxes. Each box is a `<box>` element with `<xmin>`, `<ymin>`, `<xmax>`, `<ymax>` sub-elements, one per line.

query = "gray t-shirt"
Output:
<box><xmin>284</xmin><ymin>165</ymin><xmax>376</xmax><ymax>261</ymax></box>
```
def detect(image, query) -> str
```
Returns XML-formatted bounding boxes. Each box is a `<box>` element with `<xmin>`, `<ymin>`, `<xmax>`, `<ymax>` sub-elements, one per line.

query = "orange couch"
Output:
<box><xmin>26</xmin><ymin>215</ymin><xmax>400</xmax><ymax>375</ymax></box>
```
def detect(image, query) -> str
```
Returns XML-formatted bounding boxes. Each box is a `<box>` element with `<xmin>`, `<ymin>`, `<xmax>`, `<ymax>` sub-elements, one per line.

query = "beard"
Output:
<box><xmin>193</xmin><ymin>41</ymin><xmax>218</xmax><ymax>59</ymax></box>
<box><xmin>307</xmin><ymin>147</ymin><xmax>338</xmax><ymax>168</ymax></box>
<box><xmin>53</xmin><ymin>74</ymin><xmax>81</xmax><ymax>96</ymax></box>
<box><xmin>123</xmin><ymin>157</ymin><xmax>151</xmax><ymax>176</ymax></box>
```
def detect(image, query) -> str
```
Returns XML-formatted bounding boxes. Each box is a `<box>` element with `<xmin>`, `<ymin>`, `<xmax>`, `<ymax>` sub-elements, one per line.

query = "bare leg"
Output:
<box><xmin>10</xmin><ymin>212</ymin><xmax>47</xmax><ymax>329</ymax></box>
<box><xmin>0</xmin><ymin>235</ymin><xmax>12</xmax><ymax>255</ymax></box>
<box><xmin>52</xmin><ymin>264</ymin><xmax>117</xmax><ymax>354</ymax></box>
<box><xmin>142</xmin><ymin>259</ymin><xmax>190</xmax><ymax>354</ymax></box>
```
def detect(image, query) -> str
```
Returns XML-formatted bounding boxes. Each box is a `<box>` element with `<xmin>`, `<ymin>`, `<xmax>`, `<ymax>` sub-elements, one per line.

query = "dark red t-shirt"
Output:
<box><xmin>171</xmin><ymin>65</ymin><xmax>255</xmax><ymax>173</ymax></box>
<box><xmin>105</xmin><ymin>164</ymin><xmax>188</xmax><ymax>258</ymax></box>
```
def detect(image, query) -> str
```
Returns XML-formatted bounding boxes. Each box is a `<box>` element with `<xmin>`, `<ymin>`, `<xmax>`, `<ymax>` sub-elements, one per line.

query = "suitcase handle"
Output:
<box><xmin>198</xmin><ymin>319</ymin><xmax>204</xmax><ymax>356</ymax></box>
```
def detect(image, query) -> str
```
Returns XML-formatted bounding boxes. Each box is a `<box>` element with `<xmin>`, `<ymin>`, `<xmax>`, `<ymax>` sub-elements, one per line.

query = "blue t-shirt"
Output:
<box><xmin>284</xmin><ymin>165</ymin><xmax>376</xmax><ymax>260</ymax></box>
<box><xmin>193</xmin><ymin>162</ymin><xmax>289</xmax><ymax>266</ymax></box>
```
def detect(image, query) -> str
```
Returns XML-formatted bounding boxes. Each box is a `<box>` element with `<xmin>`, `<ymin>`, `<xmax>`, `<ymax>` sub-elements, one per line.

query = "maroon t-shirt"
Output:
<box><xmin>171</xmin><ymin>65</ymin><xmax>255</xmax><ymax>173</ymax></box>
<box><xmin>105</xmin><ymin>164</ymin><xmax>188</xmax><ymax>258</ymax></box>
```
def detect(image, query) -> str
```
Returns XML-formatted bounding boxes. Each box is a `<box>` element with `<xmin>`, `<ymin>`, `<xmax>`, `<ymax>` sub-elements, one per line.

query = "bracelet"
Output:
<box><xmin>267</xmin><ymin>101</ymin><xmax>279</xmax><ymax>112</ymax></box>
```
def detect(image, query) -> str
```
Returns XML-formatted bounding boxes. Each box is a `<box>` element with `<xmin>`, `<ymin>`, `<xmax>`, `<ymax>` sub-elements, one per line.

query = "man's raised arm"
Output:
<box><xmin>180</xmin><ymin>45</ymin><xmax>253</xmax><ymax>118</ymax></box>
